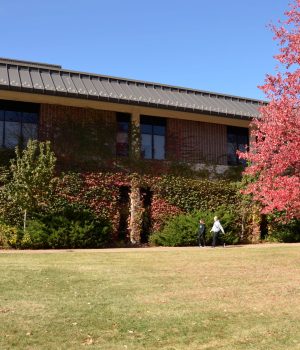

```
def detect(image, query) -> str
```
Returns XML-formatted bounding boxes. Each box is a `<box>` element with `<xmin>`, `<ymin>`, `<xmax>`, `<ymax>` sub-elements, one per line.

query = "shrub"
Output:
<box><xmin>0</xmin><ymin>140</ymin><xmax>57</xmax><ymax>226</ymax></box>
<box><xmin>214</xmin><ymin>206</ymin><xmax>241</xmax><ymax>244</ymax></box>
<box><xmin>0</xmin><ymin>222</ymin><xmax>19</xmax><ymax>248</ymax></box>
<box><xmin>266</xmin><ymin>219</ymin><xmax>300</xmax><ymax>243</ymax></box>
<box><xmin>150</xmin><ymin>206</ymin><xmax>241</xmax><ymax>247</ymax></box>
<box><xmin>23</xmin><ymin>220</ymin><xmax>49</xmax><ymax>249</ymax></box>
<box><xmin>22</xmin><ymin>207</ymin><xmax>113</xmax><ymax>249</ymax></box>
<box><xmin>150</xmin><ymin>213</ymin><xmax>199</xmax><ymax>247</ymax></box>
<box><xmin>47</xmin><ymin>216</ymin><xmax>111</xmax><ymax>249</ymax></box>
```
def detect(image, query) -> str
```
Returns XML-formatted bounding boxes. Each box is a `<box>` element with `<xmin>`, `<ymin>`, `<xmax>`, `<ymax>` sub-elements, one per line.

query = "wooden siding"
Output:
<box><xmin>167</xmin><ymin>118</ymin><xmax>227</xmax><ymax>165</ymax></box>
<box><xmin>39</xmin><ymin>104</ymin><xmax>229</xmax><ymax>170</ymax></box>
<box><xmin>39</xmin><ymin>104</ymin><xmax>117</xmax><ymax>170</ymax></box>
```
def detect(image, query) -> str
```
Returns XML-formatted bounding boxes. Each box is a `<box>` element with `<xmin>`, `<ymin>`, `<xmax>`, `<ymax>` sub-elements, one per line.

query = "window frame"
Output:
<box><xmin>140</xmin><ymin>116</ymin><xmax>166</xmax><ymax>160</ymax></box>
<box><xmin>116</xmin><ymin>112</ymin><xmax>130</xmax><ymax>157</ymax></box>
<box><xmin>0</xmin><ymin>100</ymin><xmax>39</xmax><ymax>149</ymax></box>
<box><xmin>227</xmin><ymin>126</ymin><xmax>249</xmax><ymax>166</ymax></box>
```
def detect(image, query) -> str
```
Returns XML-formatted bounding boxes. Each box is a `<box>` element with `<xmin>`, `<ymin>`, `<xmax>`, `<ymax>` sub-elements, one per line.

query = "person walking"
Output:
<box><xmin>210</xmin><ymin>216</ymin><xmax>225</xmax><ymax>248</ymax></box>
<box><xmin>198</xmin><ymin>219</ymin><xmax>206</xmax><ymax>247</ymax></box>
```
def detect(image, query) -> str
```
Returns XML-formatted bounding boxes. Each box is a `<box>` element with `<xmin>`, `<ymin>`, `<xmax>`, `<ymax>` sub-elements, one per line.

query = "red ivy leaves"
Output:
<box><xmin>151</xmin><ymin>195</ymin><xmax>183</xmax><ymax>232</ymax></box>
<box><xmin>56</xmin><ymin>172</ymin><xmax>183</xmax><ymax>235</ymax></box>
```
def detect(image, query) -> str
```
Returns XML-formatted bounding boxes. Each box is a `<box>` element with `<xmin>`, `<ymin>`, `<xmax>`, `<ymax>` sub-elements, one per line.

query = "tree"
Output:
<box><xmin>0</xmin><ymin>140</ymin><xmax>57</xmax><ymax>225</ymax></box>
<box><xmin>240</xmin><ymin>0</ymin><xmax>300</xmax><ymax>221</ymax></box>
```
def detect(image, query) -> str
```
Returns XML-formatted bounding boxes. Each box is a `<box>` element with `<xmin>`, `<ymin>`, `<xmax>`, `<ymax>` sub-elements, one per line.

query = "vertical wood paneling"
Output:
<box><xmin>40</xmin><ymin>104</ymin><xmax>229</xmax><ymax>168</ymax></box>
<box><xmin>39</xmin><ymin>103</ymin><xmax>117</xmax><ymax>170</ymax></box>
<box><xmin>167</xmin><ymin>118</ymin><xmax>227</xmax><ymax>165</ymax></box>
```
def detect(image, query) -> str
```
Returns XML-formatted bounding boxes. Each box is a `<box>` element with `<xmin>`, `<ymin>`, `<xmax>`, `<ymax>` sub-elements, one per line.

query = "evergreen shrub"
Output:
<box><xmin>10</xmin><ymin>206</ymin><xmax>113</xmax><ymax>249</ymax></box>
<box><xmin>150</xmin><ymin>213</ymin><xmax>199</xmax><ymax>246</ymax></box>
<box><xmin>266</xmin><ymin>219</ymin><xmax>300</xmax><ymax>243</ymax></box>
<box><xmin>150</xmin><ymin>206</ymin><xmax>241</xmax><ymax>247</ymax></box>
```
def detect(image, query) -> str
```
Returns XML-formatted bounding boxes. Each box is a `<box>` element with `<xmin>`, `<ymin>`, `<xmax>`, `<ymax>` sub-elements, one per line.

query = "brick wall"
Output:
<box><xmin>39</xmin><ymin>104</ymin><xmax>228</xmax><ymax>170</ymax></box>
<box><xmin>39</xmin><ymin>104</ymin><xmax>117</xmax><ymax>170</ymax></box>
<box><xmin>167</xmin><ymin>118</ymin><xmax>227</xmax><ymax>165</ymax></box>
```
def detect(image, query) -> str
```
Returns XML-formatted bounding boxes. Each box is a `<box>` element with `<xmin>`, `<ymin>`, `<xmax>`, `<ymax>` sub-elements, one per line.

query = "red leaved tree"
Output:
<box><xmin>240</xmin><ymin>0</ymin><xmax>300</xmax><ymax>220</ymax></box>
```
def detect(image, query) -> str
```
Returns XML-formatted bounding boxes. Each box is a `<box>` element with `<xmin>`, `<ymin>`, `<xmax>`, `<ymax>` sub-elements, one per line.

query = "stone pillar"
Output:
<box><xmin>129</xmin><ymin>175</ymin><xmax>143</xmax><ymax>244</ymax></box>
<box><xmin>127</xmin><ymin>112</ymin><xmax>143</xmax><ymax>244</ymax></box>
<box><xmin>130</xmin><ymin>111</ymin><xmax>140</xmax><ymax>159</ymax></box>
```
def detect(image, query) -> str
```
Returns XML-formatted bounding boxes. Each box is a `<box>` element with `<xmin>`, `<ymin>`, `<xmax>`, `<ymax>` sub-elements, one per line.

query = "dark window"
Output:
<box><xmin>141</xmin><ymin>116</ymin><xmax>166</xmax><ymax>160</ymax></box>
<box><xmin>227</xmin><ymin>126</ymin><xmax>249</xmax><ymax>165</ymax></box>
<box><xmin>0</xmin><ymin>100</ymin><xmax>39</xmax><ymax>149</ymax></box>
<box><xmin>116</xmin><ymin>113</ymin><xmax>130</xmax><ymax>157</ymax></box>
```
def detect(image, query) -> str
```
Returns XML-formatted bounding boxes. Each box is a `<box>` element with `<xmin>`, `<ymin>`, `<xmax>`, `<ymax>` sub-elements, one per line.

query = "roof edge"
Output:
<box><xmin>0</xmin><ymin>57</ymin><xmax>62</xmax><ymax>70</ymax></box>
<box><xmin>0</xmin><ymin>57</ymin><xmax>266</xmax><ymax>105</ymax></box>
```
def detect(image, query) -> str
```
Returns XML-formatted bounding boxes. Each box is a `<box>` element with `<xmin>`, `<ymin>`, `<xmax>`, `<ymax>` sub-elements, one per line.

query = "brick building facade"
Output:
<box><xmin>0</xmin><ymin>57</ymin><xmax>262</xmax><ymax>174</ymax></box>
<box><xmin>0</xmin><ymin>58</ymin><xmax>264</xmax><ymax>243</ymax></box>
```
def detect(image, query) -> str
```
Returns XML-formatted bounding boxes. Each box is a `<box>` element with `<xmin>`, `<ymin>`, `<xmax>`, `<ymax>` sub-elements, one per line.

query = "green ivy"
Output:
<box><xmin>153</xmin><ymin>175</ymin><xmax>238</xmax><ymax>213</ymax></box>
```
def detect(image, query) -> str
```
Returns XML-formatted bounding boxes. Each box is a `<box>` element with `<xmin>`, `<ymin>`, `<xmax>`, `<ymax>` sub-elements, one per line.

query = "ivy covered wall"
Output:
<box><xmin>55</xmin><ymin>171</ymin><xmax>254</xmax><ymax>244</ymax></box>
<box><xmin>39</xmin><ymin>103</ymin><xmax>230</xmax><ymax>171</ymax></box>
<box><xmin>39</xmin><ymin>104</ymin><xmax>117</xmax><ymax>170</ymax></box>
<box><xmin>0</xmin><ymin>103</ymin><xmax>257</xmax><ymax>247</ymax></box>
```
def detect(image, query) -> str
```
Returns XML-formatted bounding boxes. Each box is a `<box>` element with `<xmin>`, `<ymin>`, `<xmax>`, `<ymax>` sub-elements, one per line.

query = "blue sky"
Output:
<box><xmin>0</xmin><ymin>0</ymin><xmax>289</xmax><ymax>100</ymax></box>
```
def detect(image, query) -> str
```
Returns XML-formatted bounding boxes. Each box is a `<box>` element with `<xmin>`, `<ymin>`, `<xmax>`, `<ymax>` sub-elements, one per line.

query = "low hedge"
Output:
<box><xmin>1</xmin><ymin>206</ymin><xmax>113</xmax><ymax>249</ymax></box>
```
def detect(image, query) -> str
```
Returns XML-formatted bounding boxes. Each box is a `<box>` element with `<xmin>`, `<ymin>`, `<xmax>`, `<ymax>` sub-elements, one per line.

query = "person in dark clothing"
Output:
<box><xmin>198</xmin><ymin>219</ymin><xmax>206</xmax><ymax>247</ymax></box>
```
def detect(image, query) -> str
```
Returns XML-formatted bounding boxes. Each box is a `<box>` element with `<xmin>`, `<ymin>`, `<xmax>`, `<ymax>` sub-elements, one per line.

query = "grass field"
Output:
<box><xmin>0</xmin><ymin>245</ymin><xmax>300</xmax><ymax>350</ymax></box>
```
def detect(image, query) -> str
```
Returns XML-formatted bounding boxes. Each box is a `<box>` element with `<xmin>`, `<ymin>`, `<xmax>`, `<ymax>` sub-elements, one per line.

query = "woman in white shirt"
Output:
<box><xmin>210</xmin><ymin>216</ymin><xmax>225</xmax><ymax>247</ymax></box>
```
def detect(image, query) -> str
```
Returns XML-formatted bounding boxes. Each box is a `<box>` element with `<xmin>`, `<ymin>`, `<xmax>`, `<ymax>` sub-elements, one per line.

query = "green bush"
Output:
<box><xmin>0</xmin><ymin>140</ymin><xmax>57</xmax><ymax>226</ymax></box>
<box><xmin>266</xmin><ymin>219</ymin><xmax>300</xmax><ymax>243</ymax></box>
<box><xmin>23</xmin><ymin>220</ymin><xmax>49</xmax><ymax>249</ymax></box>
<box><xmin>150</xmin><ymin>213</ymin><xmax>199</xmax><ymax>246</ymax></box>
<box><xmin>47</xmin><ymin>216</ymin><xmax>111</xmax><ymax>249</ymax></box>
<box><xmin>150</xmin><ymin>206</ymin><xmax>241</xmax><ymax>247</ymax></box>
<box><xmin>214</xmin><ymin>206</ymin><xmax>241</xmax><ymax>244</ymax></box>
<box><xmin>15</xmin><ymin>206</ymin><xmax>113</xmax><ymax>249</ymax></box>
<box><xmin>153</xmin><ymin>175</ymin><xmax>238</xmax><ymax>213</ymax></box>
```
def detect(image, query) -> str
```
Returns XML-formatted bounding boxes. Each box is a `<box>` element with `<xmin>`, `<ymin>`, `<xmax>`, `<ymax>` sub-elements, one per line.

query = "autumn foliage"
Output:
<box><xmin>240</xmin><ymin>0</ymin><xmax>300</xmax><ymax>220</ymax></box>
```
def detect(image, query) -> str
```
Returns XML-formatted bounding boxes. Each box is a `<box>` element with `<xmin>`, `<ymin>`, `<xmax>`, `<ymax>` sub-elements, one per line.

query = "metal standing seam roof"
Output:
<box><xmin>0</xmin><ymin>57</ymin><xmax>263</xmax><ymax>119</ymax></box>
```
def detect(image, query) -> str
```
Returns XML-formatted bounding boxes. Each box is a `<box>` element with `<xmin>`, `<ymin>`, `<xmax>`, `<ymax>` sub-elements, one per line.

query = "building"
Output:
<box><xmin>0</xmin><ymin>57</ymin><xmax>262</xmax><ymax>173</ymax></box>
<box><xmin>0</xmin><ymin>57</ymin><xmax>265</xmax><ymax>244</ymax></box>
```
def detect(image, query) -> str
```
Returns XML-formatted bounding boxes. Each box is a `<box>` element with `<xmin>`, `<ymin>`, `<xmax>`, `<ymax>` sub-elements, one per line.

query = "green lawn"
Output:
<box><xmin>0</xmin><ymin>245</ymin><xmax>300</xmax><ymax>350</ymax></box>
